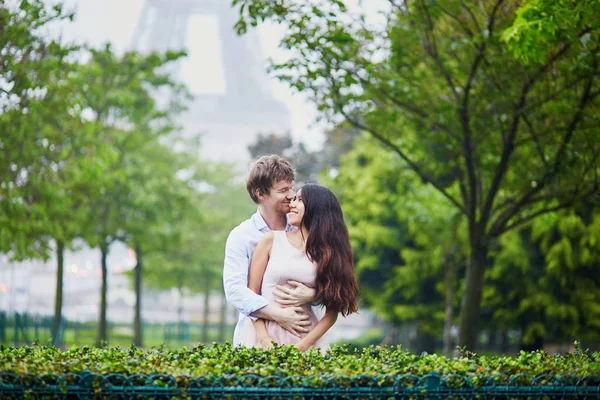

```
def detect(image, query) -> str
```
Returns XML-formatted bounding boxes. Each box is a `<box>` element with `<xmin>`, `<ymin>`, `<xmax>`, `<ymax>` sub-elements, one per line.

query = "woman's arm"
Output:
<box><xmin>295</xmin><ymin>309</ymin><xmax>338</xmax><ymax>352</ymax></box>
<box><xmin>248</xmin><ymin>232</ymin><xmax>275</xmax><ymax>348</ymax></box>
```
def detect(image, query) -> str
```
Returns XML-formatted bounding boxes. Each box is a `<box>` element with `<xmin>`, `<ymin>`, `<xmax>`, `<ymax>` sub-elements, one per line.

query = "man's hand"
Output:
<box><xmin>274</xmin><ymin>281</ymin><xmax>316</xmax><ymax>307</ymax></box>
<box><xmin>273</xmin><ymin>306</ymin><xmax>311</xmax><ymax>337</ymax></box>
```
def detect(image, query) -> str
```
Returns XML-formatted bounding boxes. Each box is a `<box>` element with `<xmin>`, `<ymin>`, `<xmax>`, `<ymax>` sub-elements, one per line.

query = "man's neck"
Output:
<box><xmin>258</xmin><ymin>206</ymin><xmax>287</xmax><ymax>231</ymax></box>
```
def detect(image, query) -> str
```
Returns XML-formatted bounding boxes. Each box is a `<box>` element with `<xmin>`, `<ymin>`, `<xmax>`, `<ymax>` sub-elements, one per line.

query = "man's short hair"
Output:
<box><xmin>246</xmin><ymin>155</ymin><xmax>295</xmax><ymax>204</ymax></box>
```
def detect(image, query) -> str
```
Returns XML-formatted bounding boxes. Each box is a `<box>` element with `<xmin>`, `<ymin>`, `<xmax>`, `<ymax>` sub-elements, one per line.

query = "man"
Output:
<box><xmin>223</xmin><ymin>155</ymin><xmax>315</xmax><ymax>346</ymax></box>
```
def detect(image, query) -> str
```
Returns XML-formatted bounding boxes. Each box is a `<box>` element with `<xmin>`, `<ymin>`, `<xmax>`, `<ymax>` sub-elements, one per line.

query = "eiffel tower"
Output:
<box><xmin>131</xmin><ymin>0</ymin><xmax>290</xmax><ymax>161</ymax></box>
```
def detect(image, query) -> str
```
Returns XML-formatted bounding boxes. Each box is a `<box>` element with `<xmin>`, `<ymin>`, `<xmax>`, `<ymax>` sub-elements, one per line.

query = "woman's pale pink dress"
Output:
<box><xmin>239</xmin><ymin>231</ymin><xmax>329</xmax><ymax>351</ymax></box>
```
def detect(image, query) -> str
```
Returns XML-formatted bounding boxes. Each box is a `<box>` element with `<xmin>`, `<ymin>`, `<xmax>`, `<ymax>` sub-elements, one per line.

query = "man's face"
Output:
<box><xmin>258</xmin><ymin>179</ymin><xmax>295</xmax><ymax>215</ymax></box>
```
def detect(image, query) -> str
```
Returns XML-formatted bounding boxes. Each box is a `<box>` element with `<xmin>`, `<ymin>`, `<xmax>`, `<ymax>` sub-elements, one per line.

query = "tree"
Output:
<box><xmin>233</xmin><ymin>0</ymin><xmax>600</xmax><ymax>349</ymax></box>
<box><xmin>502</xmin><ymin>0</ymin><xmax>600</xmax><ymax>64</ymax></box>
<box><xmin>123</xmin><ymin>134</ymin><xmax>200</xmax><ymax>347</ymax></box>
<box><xmin>0</xmin><ymin>1</ymin><xmax>76</xmax><ymax>260</ymax></box>
<box><xmin>66</xmin><ymin>44</ymin><xmax>188</xmax><ymax>346</ymax></box>
<box><xmin>327</xmin><ymin>135</ymin><xmax>467</xmax><ymax>353</ymax></box>
<box><xmin>484</xmin><ymin>201</ymin><xmax>600</xmax><ymax>350</ymax></box>
<box><xmin>248</xmin><ymin>132</ymin><xmax>319</xmax><ymax>183</ymax></box>
<box><xmin>142</xmin><ymin>161</ymin><xmax>255</xmax><ymax>343</ymax></box>
<box><xmin>248</xmin><ymin>126</ymin><xmax>360</xmax><ymax>183</ymax></box>
<box><xmin>0</xmin><ymin>2</ymin><xmax>116</xmax><ymax>342</ymax></box>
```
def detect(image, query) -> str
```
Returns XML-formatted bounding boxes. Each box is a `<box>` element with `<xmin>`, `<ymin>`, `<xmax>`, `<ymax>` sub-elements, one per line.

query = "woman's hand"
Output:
<box><xmin>257</xmin><ymin>335</ymin><xmax>275</xmax><ymax>350</ymax></box>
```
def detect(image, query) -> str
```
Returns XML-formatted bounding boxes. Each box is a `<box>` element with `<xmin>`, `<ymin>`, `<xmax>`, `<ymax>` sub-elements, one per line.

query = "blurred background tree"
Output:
<box><xmin>1</xmin><ymin>0</ymin><xmax>599</xmax><ymax>353</ymax></box>
<box><xmin>234</xmin><ymin>0</ymin><xmax>600</xmax><ymax>350</ymax></box>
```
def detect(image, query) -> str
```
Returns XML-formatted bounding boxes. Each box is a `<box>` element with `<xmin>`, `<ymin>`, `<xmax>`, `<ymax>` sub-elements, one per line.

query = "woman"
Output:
<box><xmin>239</xmin><ymin>184</ymin><xmax>359</xmax><ymax>352</ymax></box>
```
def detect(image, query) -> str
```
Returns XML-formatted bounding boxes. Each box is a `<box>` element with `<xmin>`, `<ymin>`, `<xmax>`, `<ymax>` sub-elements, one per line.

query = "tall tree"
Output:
<box><xmin>0</xmin><ymin>1</ymin><xmax>75</xmax><ymax>260</ymax></box>
<box><xmin>484</xmin><ymin>201</ymin><xmax>600</xmax><ymax>350</ymax></box>
<box><xmin>248</xmin><ymin>126</ymin><xmax>360</xmax><ymax>183</ymax></box>
<box><xmin>123</xmin><ymin>135</ymin><xmax>200</xmax><ymax>347</ymax></box>
<box><xmin>67</xmin><ymin>44</ymin><xmax>187</xmax><ymax>346</ymax></box>
<box><xmin>233</xmin><ymin>0</ymin><xmax>600</xmax><ymax>349</ymax></box>
<box><xmin>328</xmin><ymin>135</ymin><xmax>467</xmax><ymax>353</ymax></box>
<box><xmin>0</xmin><ymin>2</ymin><xmax>115</xmax><ymax>342</ymax></box>
<box><xmin>142</xmin><ymin>161</ymin><xmax>255</xmax><ymax>343</ymax></box>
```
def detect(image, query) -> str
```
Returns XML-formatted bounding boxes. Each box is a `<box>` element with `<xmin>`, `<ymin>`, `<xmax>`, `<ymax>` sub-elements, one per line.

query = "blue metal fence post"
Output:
<box><xmin>13</xmin><ymin>312</ymin><xmax>20</xmax><ymax>346</ymax></box>
<box><xmin>426</xmin><ymin>372</ymin><xmax>441</xmax><ymax>399</ymax></box>
<box><xmin>52</xmin><ymin>318</ymin><xmax>64</xmax><ymax>347</ymax></box>
<box><xmin>0</xmin><ymin>311</ymin><xmax>6</xmax><ymax>343</ymax></box>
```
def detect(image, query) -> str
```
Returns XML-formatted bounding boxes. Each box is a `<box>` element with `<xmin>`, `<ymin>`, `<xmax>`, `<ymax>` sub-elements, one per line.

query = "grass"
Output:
<box><xmin>0</xmin><ymin>323</ymin><xmax>235</xmax><ymax>349</ymax></box>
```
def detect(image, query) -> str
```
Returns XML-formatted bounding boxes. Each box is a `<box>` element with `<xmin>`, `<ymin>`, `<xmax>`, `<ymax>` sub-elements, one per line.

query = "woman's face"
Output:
<box><xmin>287</xmin><ymin>189</ymin><xmax>305</xmax><ymax>227</ymax></box>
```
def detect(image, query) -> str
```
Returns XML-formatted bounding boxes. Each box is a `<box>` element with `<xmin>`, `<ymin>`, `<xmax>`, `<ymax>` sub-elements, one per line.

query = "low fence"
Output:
<box><xmin>1</xmin><ymin>372</ymin><xmax>599</xmax><ymax>399</ymax></box>
<box><xmin>0</xmin><ymin>311</ymin><xmax>233</xmax><ymax>347</ymax></box>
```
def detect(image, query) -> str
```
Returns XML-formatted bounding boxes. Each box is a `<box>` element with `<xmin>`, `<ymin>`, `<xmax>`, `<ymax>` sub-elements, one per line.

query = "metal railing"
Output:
<box><xmin>1</xmin><ymin>372</ymin><xmax>599</xmax><ymax>398</ymax></box>
<box><xmin>0</xmin><ymin>311</ymin><xmax>232</xmax><ymax>347</ymax></box>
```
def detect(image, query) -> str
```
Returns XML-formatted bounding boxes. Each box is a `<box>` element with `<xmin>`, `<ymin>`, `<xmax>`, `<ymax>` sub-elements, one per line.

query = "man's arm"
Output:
<box><xmin>223</xmin><ymin>229</ymin><xmax>269</xmax><ymax>318</ymax></box>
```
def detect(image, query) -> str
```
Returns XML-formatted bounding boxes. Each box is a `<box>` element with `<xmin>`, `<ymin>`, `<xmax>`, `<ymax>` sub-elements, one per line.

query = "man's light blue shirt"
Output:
<box><xmin>223</xmin><ymin>209</ymin><xmax>294</xmax><ymax>346</ymax></box>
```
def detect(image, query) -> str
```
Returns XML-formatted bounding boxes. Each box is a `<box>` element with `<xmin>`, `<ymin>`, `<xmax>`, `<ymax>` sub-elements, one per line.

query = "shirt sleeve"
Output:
<box><xmin>223</xmin><ymin>229</ymin><xmax>269</xmax><ymax>320</ymax></box>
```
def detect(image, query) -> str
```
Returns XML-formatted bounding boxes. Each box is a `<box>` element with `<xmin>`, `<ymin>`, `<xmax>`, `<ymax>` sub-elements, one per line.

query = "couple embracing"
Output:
<box><xmin>223</xmin><ymin>155</ymin><xmax>359</xmax><ymax>353</ymax></box>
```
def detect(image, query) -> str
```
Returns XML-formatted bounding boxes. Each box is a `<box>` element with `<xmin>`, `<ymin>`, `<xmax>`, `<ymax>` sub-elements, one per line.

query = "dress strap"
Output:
<box><xmin>270</xmin><ymin>230</ymin><xmax>286</xmax><ymax>255</ymax></box>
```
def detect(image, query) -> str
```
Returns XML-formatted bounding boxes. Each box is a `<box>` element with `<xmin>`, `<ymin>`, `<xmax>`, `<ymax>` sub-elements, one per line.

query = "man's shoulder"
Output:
<box><xmin>227</xmin><ymin>216</ymin><xmax>257</xmax><ymax>243</ymax></box>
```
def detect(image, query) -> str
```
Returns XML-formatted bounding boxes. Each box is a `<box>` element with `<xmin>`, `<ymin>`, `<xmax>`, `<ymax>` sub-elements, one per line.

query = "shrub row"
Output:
<box><xmin>1</xmin><ymin>342</ymin><xmax>599</xmax><ymax>378</ymax></box>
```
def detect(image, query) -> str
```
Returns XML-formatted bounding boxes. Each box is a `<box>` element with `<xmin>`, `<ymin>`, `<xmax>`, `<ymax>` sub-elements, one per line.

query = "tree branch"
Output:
<box><xmin>521</xmin><ymin>114</ymin><xmax>549</xmax><ymax>170</ymax></box>
<box><xmin>459</xmin><ymin>0</ymin><xmax>503</xmax><ymax>221</ymax></box>
<box><xmin>436</xmin><ymin>3</ymin><xmax>475</xmax><ymax>38</ymax></box>
<box><xmin>339</xmin><ymin>63</ymin><xmax>462</xmax><ymax>143</ymax></box>
<box><xmin>338</xmin><ymin>108</ymin><xmax>467</xmax><ymax>215</ymax></box>
<box><xmin>500</xmin><ymin>201</ymin><xmax>576</xmax><ymax>234</ymax></box>
<box><xmin>387</xmin><ymin>0</ymin><xmax>406</xmax><ymax>14</ymax></box>
<box><xmin>460</xmin><ymin>0</ymin><xmax>484</xmax><ymax>37</ymax></box>
<box><xmin>418</xmin><ymin>0</ymin><xmax>460</xmax><ymax>101</ymax></box>
<box><xmin>488</xmin><ymin>67</ymin><xmax>598</xmax><ymax>236</ymax></box>
<box><xmin>479</xmin><ymin>39</ymin><xmax>576</xmax><ymax>230</ymax></box>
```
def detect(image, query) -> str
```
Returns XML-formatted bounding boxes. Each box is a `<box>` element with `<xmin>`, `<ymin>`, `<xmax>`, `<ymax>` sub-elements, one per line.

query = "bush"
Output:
<box><xmin>1</xmin><ymin>342</ymin><xmax>599</xmax><ymax>378</ymax></box>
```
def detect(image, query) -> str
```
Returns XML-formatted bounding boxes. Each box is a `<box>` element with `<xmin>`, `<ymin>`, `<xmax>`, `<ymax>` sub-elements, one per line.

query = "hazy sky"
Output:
<box><xmin>58</xmin><ymin>0</ymin><xmax>323</xmax><ymax>149</ymax></box>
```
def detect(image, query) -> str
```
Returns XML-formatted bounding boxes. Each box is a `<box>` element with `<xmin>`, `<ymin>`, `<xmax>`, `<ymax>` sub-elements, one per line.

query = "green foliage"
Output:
<box><xmin>73</xmin><ymin>44</ymin><xmax>190</xmax><ymax>251</ymax></box>
<box><xmin>485</xmin><ymin>204</ymin><xmax>600</xmax><ymax>346</ymax></box>
<box><xmin>0</xmin><ymin>1</ymin><xmax>78</xmax><ymax>260</ymax></box>
<box><xmin>142</xmin><ymin>161</ymin><xmax>255</xmax><ymax>295</ymax></box>
<box><xmin>233</xmin><ymin>0</ymin><xmax>600</xmax><ymax>349</ymax></box>
<box><xmin>502</xmin><ymin>0</ymin><xmax>600</xmax><ymax>64</ymax></box>
<box><xmin>1</xmin><ymin>343</ymin><xmax>599</xmax><ymax>377</ymax></box>
<box><xmin>247</xmin><ymin>126</ymin><xmax>360</xmax><ymax>184</ymax></box>
<box><xmin>326</xmin><ymin>135</ymin><xmax>467</xmax><ymax>346</ymax></box>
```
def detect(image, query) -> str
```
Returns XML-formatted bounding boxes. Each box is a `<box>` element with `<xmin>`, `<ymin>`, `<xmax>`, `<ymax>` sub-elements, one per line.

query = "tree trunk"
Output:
<box><xmin>201</xmin><ymin>274</ymin><xmax>211</xmax><ymax>343</ymax></box>
<box><xmin>488</xmin><ymin>330</ymin><xmax>498</xmax><ymax>352</ymax></box>
<box><xmin>97</xmin><ymin>243</ymin><xmax>109</xmax><ymax>347</ymax></box>
<box><xmin>177</xmin><ymin>282</ymin><xmax>184</xmax><ymax>323</ymax></box>
<box><xmin>414</xmin><ymin>328</ymin><xmax>436</xmax><ymax>354</ymax></box>
<box><xmin>457</xmin><ymin>239</ymin><xmax>489</xmax><ymax>350</ymax></box>
<box><xmin>520</xmin><ymin>332</ymin><xmax>545</xmax><ymax>352</ymax></box>
<box><xmin>500</xmin><ymin>330</ymin><xmax>510</xmax><ymax>353</ymax></box>
<box><xmin>218</xmin><ymin>288</ymin><xmax>227</xmax><ymax>342</ymax></box>
<box><xmin>52</xmin><ymin>240</ymin><xmax>65</xmax><ymax>343</ymax></box>
<box><xmin>177</xmin><ymin>286</ymin><xmax>185</xmax><ymax>342</ymax></box>
<box><xmin>133</xmin><ymin>243</ymin><xmax>143</xmax><ymax>347</ymax></box>
<box><xmin>443</xmin><ymin>258</ymin><xmax>457</xmax><ymax>357</ymax></box>
<box><xmin>380</xmin><ymin>321</ymin><xmax>400</xmax><ymax>346</ymax></box>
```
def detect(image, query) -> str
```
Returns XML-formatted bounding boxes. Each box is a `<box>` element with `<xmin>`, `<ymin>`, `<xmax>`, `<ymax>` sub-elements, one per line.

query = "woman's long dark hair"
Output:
<box><xmin>300</xmin><ymin>184</ymin><xmax>359</xmax><ymax>316</ymax></box>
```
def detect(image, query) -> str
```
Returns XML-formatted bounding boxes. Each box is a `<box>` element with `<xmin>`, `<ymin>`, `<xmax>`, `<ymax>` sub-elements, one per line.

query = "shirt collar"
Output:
<box><xmin>252</xmin><ymin>208</ymin><xmax>269</xmax><ymax>232</ymax></box>
<box><xmin>252</xmin><ymin>208</ymin><xmax>295</xmax><ymax>232</ymax></box>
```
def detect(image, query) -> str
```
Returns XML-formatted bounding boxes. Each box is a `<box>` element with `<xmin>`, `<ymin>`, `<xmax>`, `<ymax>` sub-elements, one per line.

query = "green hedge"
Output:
<box><xmin>1</xmin><ymin>342</ymin><xmax>599</xmax><ymax>377</ymax></box>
